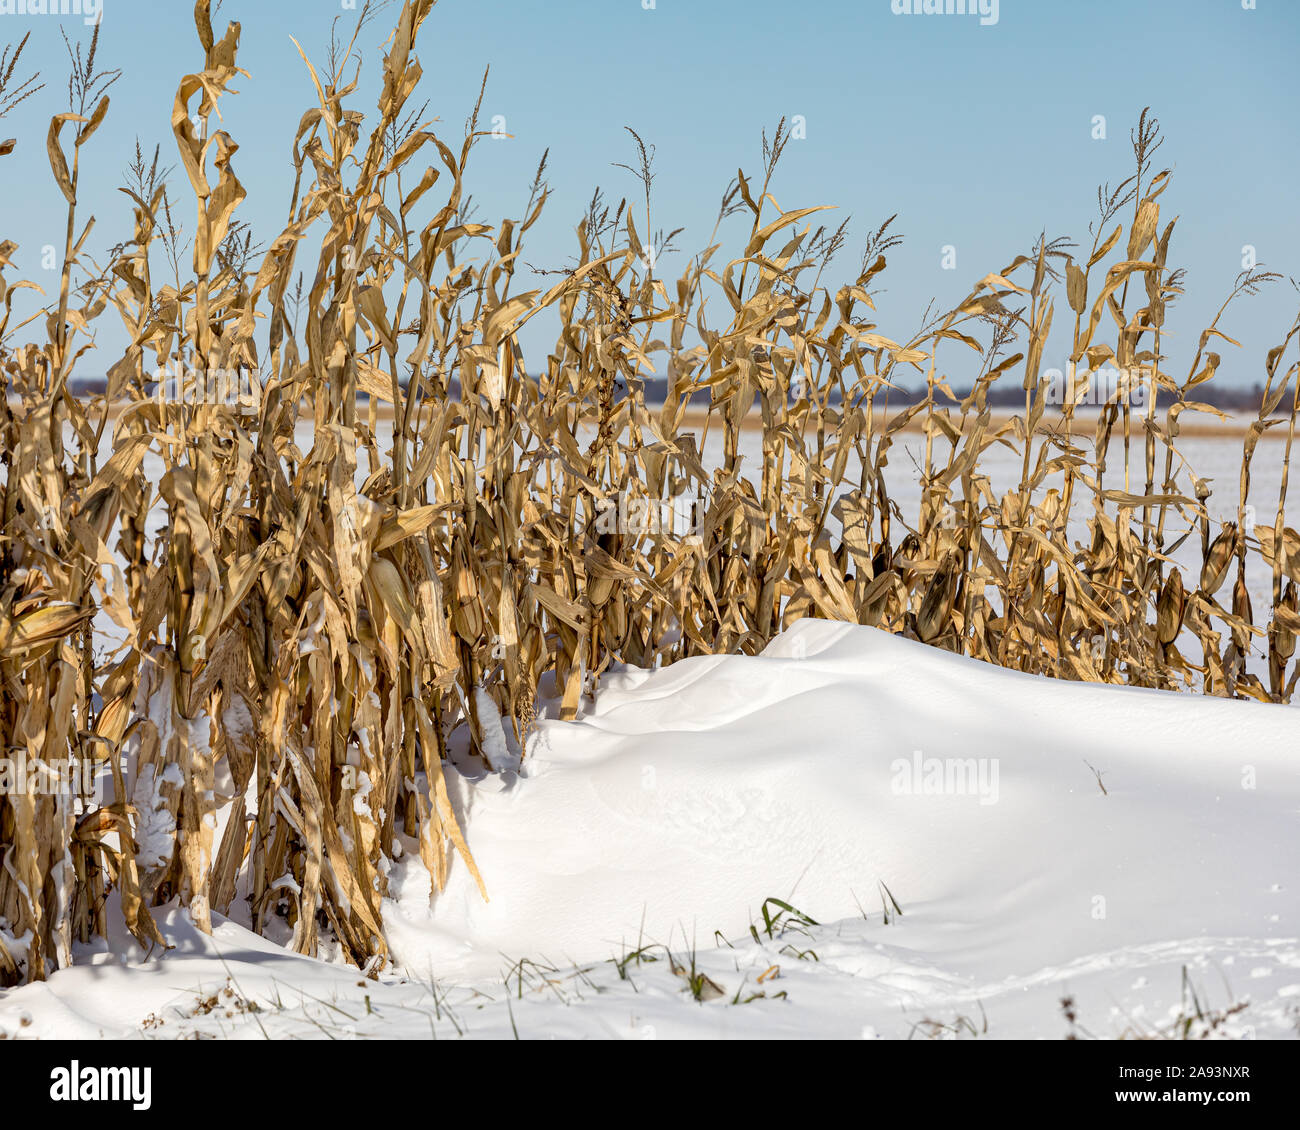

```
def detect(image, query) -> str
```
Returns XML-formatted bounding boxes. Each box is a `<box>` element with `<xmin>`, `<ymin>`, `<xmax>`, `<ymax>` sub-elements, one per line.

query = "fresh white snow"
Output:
<box><xmin>2</xmin><ymin>620</ymin><xmax>1297</xmax><ymax>1039</ymax></box>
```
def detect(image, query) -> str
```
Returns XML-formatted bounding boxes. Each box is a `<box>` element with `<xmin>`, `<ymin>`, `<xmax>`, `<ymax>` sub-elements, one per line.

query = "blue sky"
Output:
<box><xmin>2</xmin><ymin>0</ymin><xmax>1297</xmax><ymax>388</ymax></box>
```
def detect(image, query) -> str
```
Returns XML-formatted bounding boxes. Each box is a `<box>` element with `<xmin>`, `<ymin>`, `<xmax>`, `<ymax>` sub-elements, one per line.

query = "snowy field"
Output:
<box><xmin>2</xmin><ymin>619</ymin><xmax>1296</xmax><ymax>1040</ymax></box>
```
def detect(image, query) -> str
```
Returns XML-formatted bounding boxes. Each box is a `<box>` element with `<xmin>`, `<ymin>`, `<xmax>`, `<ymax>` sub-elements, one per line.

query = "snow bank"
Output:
<box><xmin>386</xmin><ymin>620</ymin><xmax>1297</xmax><ymax>980</ymax></box>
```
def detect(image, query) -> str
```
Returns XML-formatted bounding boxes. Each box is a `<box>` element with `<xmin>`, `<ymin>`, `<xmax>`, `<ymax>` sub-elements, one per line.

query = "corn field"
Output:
<box><xmin>0</xmin><ymin>0</ymin><xmax>1297</xmax><ymax>987</ymax></box>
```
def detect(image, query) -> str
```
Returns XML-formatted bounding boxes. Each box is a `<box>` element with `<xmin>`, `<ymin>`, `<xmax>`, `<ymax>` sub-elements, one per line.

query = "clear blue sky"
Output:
<box><xmin>2</xmin><ymin>0</ymin><xmax>1297</xmax><ymax>388</ymax></box>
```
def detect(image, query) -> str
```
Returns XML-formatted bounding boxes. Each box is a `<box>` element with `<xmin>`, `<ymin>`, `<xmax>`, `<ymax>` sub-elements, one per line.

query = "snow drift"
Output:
<box><xmin>387</xmin><ymin>619</ymin><xmax>1298</xmax><ymax>980</ymax></box>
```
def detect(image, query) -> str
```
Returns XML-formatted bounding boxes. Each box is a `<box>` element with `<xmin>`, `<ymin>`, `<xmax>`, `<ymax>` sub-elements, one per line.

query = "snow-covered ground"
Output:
<box><xmin>3</xmin><ymin>620</ymin><xmax>1296</xmax><ymax>1040</ymax></box>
